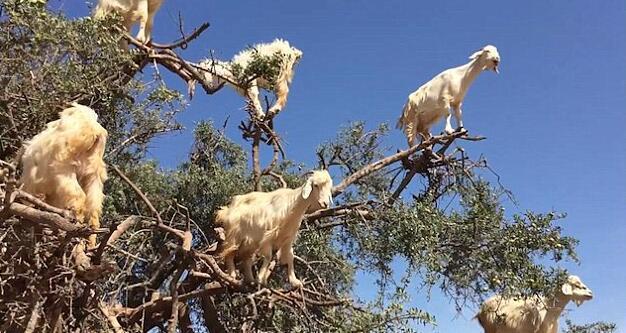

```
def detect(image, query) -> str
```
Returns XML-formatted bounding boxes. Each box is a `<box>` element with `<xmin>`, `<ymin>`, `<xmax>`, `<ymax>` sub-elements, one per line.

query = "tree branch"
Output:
<box><xmin>332</xmin><ymin>129</ymin><xmax>483</xmax><ymax>196</ymax></box>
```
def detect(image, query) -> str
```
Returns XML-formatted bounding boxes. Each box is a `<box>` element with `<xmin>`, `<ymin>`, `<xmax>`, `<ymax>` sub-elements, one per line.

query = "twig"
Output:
<box><xmin>150</xmin><ymin>22</ymin><xmax>210</xmax><ymax>50</ymax></box>
<box><xmin>99</xmin><ymin>302</ymin><xmax>126</xmax><ymax>333</ymax></box>
<box><xmin>106</xmin><ymin>215</ymin><xmax>143</xmax><ymax>245</ymax></box>
<box><xmin>111</xmin><ymin>165</ymin><xmax>186</xmax><ymax>240</ymax></box>
<box><xmin>267</xmin><ymin>171</ymin><xmax>287</xmax><ymax>188</ymax></box>
<box><xmin>251</xmin><ymin>127</ymin><xmax>262</xmax><ymax>191</ymax></box>
<box><xmin>305</xmin><ymin>200</ymin><xmax>375</xmax><ymax>222</ymax></box>
<box><xmin>24</xmin><ymin>299</ymin><xmax>42</xmax><ymax>333</ymax></box>
<box><xmin>389</xmin><ymin>169</ymin><xmax>417</xmax><ymax>202</ymax></box>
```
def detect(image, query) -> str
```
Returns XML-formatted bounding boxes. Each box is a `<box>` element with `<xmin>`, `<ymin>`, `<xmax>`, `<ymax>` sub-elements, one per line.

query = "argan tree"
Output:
<box><xmin>0</xmin><ymin>1</ymin><xmax>615</xmax><ymax>332</ymax></box>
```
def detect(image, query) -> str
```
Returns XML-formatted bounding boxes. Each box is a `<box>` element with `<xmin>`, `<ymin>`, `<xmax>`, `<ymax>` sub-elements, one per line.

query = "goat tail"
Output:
<box><xmin>396</xmin><ymin>102</ymin><xmax>410</xmax><ymax>130</ymax></box>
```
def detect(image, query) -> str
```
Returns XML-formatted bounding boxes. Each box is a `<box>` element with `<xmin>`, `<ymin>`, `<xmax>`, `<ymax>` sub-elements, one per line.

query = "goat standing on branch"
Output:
<box><xmin>94</xmin><ymin>0</ymin><xmax>164</xmax><ymax>47</ymax></box>
<box><xmin>397</xmin><ymin>45</ymin><xmax>500</xmax><ymax>147</ymax></box>
<box><xmin>216</xmin><ymin>170</ymin><xmax>333</xmax><ymax>288</ymax></box>
<box><xmin>198</xmin><ymin>39</ymin><xmax>303</xmax><ymax>118</ymax></box>
<box><xmin>476</xmin><ymin>275</ymin><xmax>593</xmax><ymax>333</ymax></box>
<box><xmin>20</xmin><ymin>103</ymin><xmax>108</xmax><ymax>248</ymax></box>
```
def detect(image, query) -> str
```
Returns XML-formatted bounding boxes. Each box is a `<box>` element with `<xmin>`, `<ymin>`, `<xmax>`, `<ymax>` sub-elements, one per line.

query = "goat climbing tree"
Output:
<box><xmin>0</xmin><ymin>2</ymin><xmax>614</xmax><ymax>332</ymax></box>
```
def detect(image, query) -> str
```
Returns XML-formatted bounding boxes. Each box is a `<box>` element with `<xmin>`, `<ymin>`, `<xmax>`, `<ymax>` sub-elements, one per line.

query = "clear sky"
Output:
<box><xmin>60</xmin><ymin>0</ymin><xmax>625</xmax><ymax>331</ymax></box>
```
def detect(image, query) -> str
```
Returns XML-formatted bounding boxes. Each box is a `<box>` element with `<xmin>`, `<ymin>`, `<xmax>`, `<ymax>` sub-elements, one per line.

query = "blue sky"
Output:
<box><xmin>61</xmin><ymin>0</ymin><xmax>625</xmax><ymax>331</ymax></box>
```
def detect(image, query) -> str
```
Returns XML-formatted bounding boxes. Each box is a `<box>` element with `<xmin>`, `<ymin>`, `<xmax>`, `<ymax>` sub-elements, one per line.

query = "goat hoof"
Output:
<box><xmin>290</xmin><ymin>279</ymin><xmax>303</xmax><ymax>289</ymax></box>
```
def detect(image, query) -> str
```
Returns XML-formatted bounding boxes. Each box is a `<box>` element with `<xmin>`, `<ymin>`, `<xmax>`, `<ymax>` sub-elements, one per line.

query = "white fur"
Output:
<box><xmin>93</xmin><ymin>0</ymin><xmax>164</xmax><ymax>45</ymax></box>
<box><xmin>20</xmin><ymin>103</ymin><xmax>108</xmax><ymax>248</ymax></box>
<box><xmin>198</xmin><ymin>39</ymin><xmax>303</xmax><ymax>118</ymax></box>
<box><xmin>215</xmin><ymin>170</ymin><xmax>333</xmax><ymax>288</ymax></box>
<box><xmin>476</xmin><ymin>275</ymin><xmax>593</xmax><ymax>333</ymax></box>
<box><xmin>396</xmin><ymin>45</ymin><xmax>500</xmax><ymax>146</ymax></box>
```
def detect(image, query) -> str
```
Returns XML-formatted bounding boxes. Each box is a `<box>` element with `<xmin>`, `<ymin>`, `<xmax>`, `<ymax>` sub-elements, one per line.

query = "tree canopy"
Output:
<box><xmin>0</xmin><ymin>1</ymin><xmax>614</xmax><ymax>332</ymax></box>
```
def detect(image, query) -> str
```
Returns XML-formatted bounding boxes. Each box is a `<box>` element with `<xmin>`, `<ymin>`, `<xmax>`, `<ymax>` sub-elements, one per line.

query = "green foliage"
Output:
<box><xmin>229</xmin><ymin>49</ymin><xmax>285</xmax><ymax>90</ymax></box>
<box><xmin>563</xmin><ymin>320</ymin><xmax>618</xmax><ymax>333</ymax></box>
<box><xmin>174</xmin><ymin>121</ymin><xmax>248</xmax><ymax>239</ymax></box>
<box><xmin>0</xmin><ymin>0</ymin><xmax>182</xmax><ymax>161</ymax></box>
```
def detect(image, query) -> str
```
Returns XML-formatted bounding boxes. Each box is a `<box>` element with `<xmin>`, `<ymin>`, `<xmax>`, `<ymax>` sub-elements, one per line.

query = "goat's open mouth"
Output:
<box><xmin>493</xmin><ymin>60</ymin><xmax>500</xmax><ymax>73</ymax></box>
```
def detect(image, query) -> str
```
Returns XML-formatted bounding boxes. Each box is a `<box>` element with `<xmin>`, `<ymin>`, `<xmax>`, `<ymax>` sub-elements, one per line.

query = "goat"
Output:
<box><xmin>198</xmin><ymin>39</ymin><xmax>303</xmax><ymax>118</ymax></box>
<box><xmin>476</xmin><ymin>275</ymin><xmax>593</xmax><ymax>333</ymax></box>
<box><xmin>20</xmin><ymin>103</ymin><xmax>108</xmax><ymax>248</ymax></box>
<box><xmin>396</xmin><ymin>45</ymin><xmax>500</xmax><ymax>146</ymax></box>
<box><xmin>215</xmin><ymin>170</ymin><xmax>333</xmax><ymax>288</ymax></box>
<box><xmin>93</xmin><ymin>0</ymin><xmax>164</xmax><ymax>46</ymax></box>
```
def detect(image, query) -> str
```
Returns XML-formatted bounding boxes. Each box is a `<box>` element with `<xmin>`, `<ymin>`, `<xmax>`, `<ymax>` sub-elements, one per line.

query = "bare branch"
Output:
<box><xmin>332</xmin><ymin>129</ymin><xmax>483</xmax><ymax>196</ymax></box>
<box><xmin>150</xmin><ymin>22</ymin><xmax>210</xmax><ymax>50</ymax></box>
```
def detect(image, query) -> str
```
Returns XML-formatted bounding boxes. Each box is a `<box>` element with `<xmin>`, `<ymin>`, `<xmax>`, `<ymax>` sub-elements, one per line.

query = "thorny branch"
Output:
<box><xmin>332</xmin><ymin>129</ymin><xmax>484</xmax><ymax>196</ymax></box>
<box><xmin>239</xmin><ymin>98</ymin><xmax>287</xmax><ymax>191</ymax></box>
<box><xmin>121</xmin><ymin>24</ymin><xmax>231</xmax><ymax>99</ymax></box>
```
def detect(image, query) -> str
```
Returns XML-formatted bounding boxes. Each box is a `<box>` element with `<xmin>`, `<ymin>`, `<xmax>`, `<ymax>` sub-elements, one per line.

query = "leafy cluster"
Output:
<box><xmin>563</xmin><ymin>320</ymin><xmax>618</xmax><ymax>333</ymax></box>
<box><xmin>0</xmin><ymin>0</ymin><xmax>182</xmax><ymax>162</ymax></box>
<box><xmin>229</xmin><ymin>50</ymin><xmax>285</xmax><ymax>91</ymax></box>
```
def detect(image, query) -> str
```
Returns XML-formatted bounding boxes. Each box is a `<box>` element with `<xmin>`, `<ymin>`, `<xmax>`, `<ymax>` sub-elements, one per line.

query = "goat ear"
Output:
<box><xmin>469</xmin><ymin>49</ymin><xmax>484</xmax><ymax>60</ymax></box>
<box><xmin>561</xmin><ymin>283</ymin><xmax>573</xmax><ymax>296</ymax></box>
<box><xmin>302</xmin><ymin>178</ymin><xmax>313</xmax><ymax>199</ymax></box>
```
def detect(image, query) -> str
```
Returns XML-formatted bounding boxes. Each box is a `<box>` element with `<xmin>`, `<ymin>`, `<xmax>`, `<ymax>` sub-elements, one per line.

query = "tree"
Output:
<box><xmin>0</xmin><ymin>1</ymin><xmax>615</xmax><ymax>332</ymax></box>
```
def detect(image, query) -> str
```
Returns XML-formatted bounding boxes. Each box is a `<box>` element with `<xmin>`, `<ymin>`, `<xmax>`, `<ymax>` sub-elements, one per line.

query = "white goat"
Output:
<box><xmin>93</xmin><ymin>0</ymin><xmax>164</xmax><ymax>45</ymax></box>
<box><xmin>396</xmin><ymin>45</ymin><xmax>501</xmax><ymax>146</ymax></box>
<box><xmin>20</xmin><ymin>103</ymin><xmax>108</xmax><ymax>248</ymax></box>
<box><xmin>476</xmin><ymin>275</ymin><xmax>593</xmax><ymax>333</ymax></box>
<box><xmin>198</xmin><ymin>39</ymin><xmax>303</xmax><ymax>118</ymax></box>
<box><xmin>215</xmin><ymin>170</ymin><xmax>333</xmax><ymax>288</ymax></box>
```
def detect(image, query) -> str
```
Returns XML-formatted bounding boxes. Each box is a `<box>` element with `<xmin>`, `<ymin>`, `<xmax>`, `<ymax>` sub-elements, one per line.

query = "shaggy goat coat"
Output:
<box><xmin>198</xmin><ymin>38</ymin><xmax>303</xmax><ymax>118</ymax></box>
<box><xmin>20</xmin><ymin>103</ymin><xmax>108</xmax><ymax>247</ymax></box>
<box><xmin>476</xmin><ymin>275</ymin><xmax>593</xmax><ymax>333</ymax></box>
<box><xmin>397</xmin><ymin>45</ymin><xmax>500</xmax><ymax>146</ymax></box>
<box><xmin>94</xmin><ymin>0</ymin><xmax>164</xmax><ymax>45</ymax></box>
<box><xmin>215</xmin><ymin>170</ymin><xmax>333</xmax><ymax>288</ymax></box>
